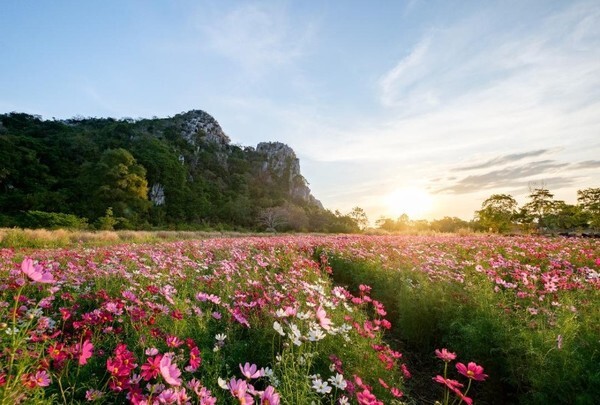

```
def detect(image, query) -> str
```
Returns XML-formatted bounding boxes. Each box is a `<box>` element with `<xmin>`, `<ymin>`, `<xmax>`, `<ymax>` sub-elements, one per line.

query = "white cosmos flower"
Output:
<box><xmin>311</xmin><ymin>378</ymin><xmax>332</xmax><ymax>394</ymax></box>
<box><xmin>217</xmin><ymin>377</ymin><xmax>228</xmax><ymax>389</ymax></box>
<box><xmin>328</xmin><ymin>373</ymin><xmax>347</xmax><ymax>390</ymax></box>
<box><xmin>273</xmin><ymin>321</ymin><xmax>285</xmax><ymax>336</ymax></box>
<box><xmin>290</xmin><ymin>323</ymin><xmax>301</xmax><ymax>338</ymax></box>
<box><xmin>291</xmin><ymin>336</ymin><xmax>302</xmax><ymax>346</ymax></box>
<box><xmin>308</xmin><ymin>328</ymin><xmax>325</xmax><ymax>342</ymax></box>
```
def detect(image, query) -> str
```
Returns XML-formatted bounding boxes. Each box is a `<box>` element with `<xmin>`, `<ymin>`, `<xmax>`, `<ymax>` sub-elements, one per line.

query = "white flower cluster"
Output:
<box><xmin>309</xmin><ymin>373</ymin><xmax>347</xmax><ymax>395</ymax></box>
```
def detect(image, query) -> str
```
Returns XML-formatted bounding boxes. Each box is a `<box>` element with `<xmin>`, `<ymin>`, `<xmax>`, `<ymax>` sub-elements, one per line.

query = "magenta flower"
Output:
<box><xmin>76</xmin><ymin>339</ymin><xmax>94</xmax><ymax>365</ymax></box>
<box><xmin>21</xmin><ymin>258</ymin><xmax>55</xmax><ymax>283</ymax></box>
<box><xmin>454</xmin><ymin>389</ymin><xmax>474</xmax><ymax>405</ymax></box>
<box><xmin>390</xmin><ymin>387</ymin><xmax>403</xmax><ymax>398</ymax></box>
<box><xmin>188</xmin><ymin>346</ymin><xmax>202</xmax><ymax>371</ymax></box>
<box><xmin>433</xmin><ymin>375</ymin><xmax>464</xmax><ymax>390</ymax></box>
<box><xmin>160</xmin><ymin>354</ymin><xmax>182</xmax><ymax>386</ymax></box>
<box><xmin>260</xmin><ymin>385</ymin><xmax>280</xmax><ymax>405</ymax></box>
<box><xmin>240</xmin><ymin>362</ymin><xmax>262</xmax><ymax>379</ymax></box>
<box><xmin>435</xmin><ymin>348</ymin><xmax>457</xmax><ymax>362</ymax></box>
<box><xmin>141</xmin><ymin>355</ymin><xmax>162</xmax><ymax>381</ymax></box>
<box><xmin>456</xmin><ymin>362</ymin><xmax>488</xmax><ymax>381</ymax></box>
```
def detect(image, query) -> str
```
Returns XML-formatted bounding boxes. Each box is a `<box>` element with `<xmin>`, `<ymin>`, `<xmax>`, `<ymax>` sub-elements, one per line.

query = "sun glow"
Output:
<box><xmin>386</xmin><ymin>188</ymin><xmax>434</xmax><ymax>219</ymax></box>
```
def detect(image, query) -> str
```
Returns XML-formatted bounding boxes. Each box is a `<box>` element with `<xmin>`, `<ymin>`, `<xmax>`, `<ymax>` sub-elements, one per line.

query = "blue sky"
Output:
<box><xmin>1</xmin><ymin>0</ymin><xmax>599</xmax><ymax>221</ymax></box>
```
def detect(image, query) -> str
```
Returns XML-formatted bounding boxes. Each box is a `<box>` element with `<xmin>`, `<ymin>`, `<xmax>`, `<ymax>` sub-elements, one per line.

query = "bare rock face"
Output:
<box><xmin>175</xmin><ymin>110</ymin><xmax>230</xmax><ymax>146</ymax></box>
<box><xmin>149</xmin><ymin>183</ymin><xmax>165</xmax><ymax>206</ymax></box>
<box><xmin>257</xmin><ymin>142</ymin><xmax>323</xmax><ymax>208</ymax></box>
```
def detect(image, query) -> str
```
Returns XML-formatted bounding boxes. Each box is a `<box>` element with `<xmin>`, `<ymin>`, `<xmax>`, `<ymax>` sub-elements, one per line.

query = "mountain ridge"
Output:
<box><xmin>0</xmin><ymin>109</ymin><xmax>358</xmax><ymax>231</ymax></box>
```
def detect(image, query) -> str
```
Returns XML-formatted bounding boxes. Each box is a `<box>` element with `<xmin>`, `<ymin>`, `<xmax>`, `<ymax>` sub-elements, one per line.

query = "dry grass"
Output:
<box><xmin>0</xmin><ymin>228</ymin><xmax>259</xmax><ymax>248</ymax></box>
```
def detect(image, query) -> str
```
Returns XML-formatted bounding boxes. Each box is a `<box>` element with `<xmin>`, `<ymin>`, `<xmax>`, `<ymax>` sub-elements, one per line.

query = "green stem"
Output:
<box><xmin>443</xmin><ymin>362</ymin><xmax>449</xmax><ymax>405</ymax></box>
<box><xmin>2</xmin><ymin>284</ymin><xmax>25</xmax><ymax>403</ymax></box>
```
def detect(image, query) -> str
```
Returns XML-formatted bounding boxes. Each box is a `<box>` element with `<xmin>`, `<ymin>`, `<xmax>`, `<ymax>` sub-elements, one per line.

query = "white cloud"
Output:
<box><xmin>378</xmin><ymin>36</ymin><xmax>432</xmax><ymax>108</ymax></box>
<box><xmin>202</xmin><ymin>3</ymin><xmax>316</xmax><ymax>77</ymax></box>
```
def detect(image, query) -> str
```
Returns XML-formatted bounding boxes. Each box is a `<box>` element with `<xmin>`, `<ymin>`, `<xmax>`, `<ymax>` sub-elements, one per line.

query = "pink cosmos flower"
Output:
<box><xmin>435</xmin><ymin>348</ymin><xmax>457</xmax><ymax>362</ymax></box>
<box><xmin>85</xmin><ymin>389</ymin><xmax>104</xmax><ymax>401</ymax></box>
<box><xmin>166</xmin><ymin>335</ymin><xmax>184</xmax><ymax>348</ymax></box>
<box><xmin>454</xmin><ymin>389</ymin><xmax>474</xmax><ymax>405</ymax></box>
<box><xmin>75</xmin><ymin>339</ymin><xmax>94</xmax><ymax>365</ymax></box>
<box><xmin>316</xmin><ymin>305</ymin><xmax>332</xmax><ymax>330</ymax></box>
<box><xmin>390</xmin><ymin>387</ymin><xmax>403</xmax><ymax>398</ymax></box>
<box><xmin>456</xmin><ymin>362</ymin><xmax>488</xmax><ymax>381</ymax></box>
<box><xmin>21</xmin><ymin>258</ymin><xmax>55</xmax><ymax>283</ymax></box>
<box><xmin>260</xmin><ymin>385</ymin><xmax>280</xmax><ymax>405</ymax></box>
<box><xmin>240</xmin><ymin>362</ymin><xmax>262</xmax><ymax>379</ymax></box>
<box><xmin>433</xmin><ymin>375</ymin><xmax>464</xmax><ymax>390</ymax></box>
<box><xmin>228</xmin><ymin>378</ymin><xmax>254</xmax><ymax>404</ymax></box>
<box><xmin>188</xmin><ymin>346</ymin><xmax>202</xmax><ymax>371</ymax></box>
<box><xmin>28</xmin><ymin>370</ymin><xmax>51</xmax><ymax>387</ymax></box>
<box><xmin>160</xmin><ymin>354</ymin><xmax>182</xmax><ymax>386</ymax></box>
<box><xmin>141</xmin><ymin>355</ymin><xmax>162</xmax><ymax>381</ymax></box>
<box><xmin>356</xmin><ymin>388</ymin><xmax>383</xmax><ymax>405</ymax></box>
<box><xmin>157</xmin><ymin>388</ymin><xmax>178</xmax><ymax>404</ymax></box>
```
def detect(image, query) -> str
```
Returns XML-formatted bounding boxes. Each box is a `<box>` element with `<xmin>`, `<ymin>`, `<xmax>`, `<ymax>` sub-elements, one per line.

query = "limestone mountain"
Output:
<box><xmin>0</xmin><ymin>110</ymin><xmax>355</xmax><ymax>231</ymax></box>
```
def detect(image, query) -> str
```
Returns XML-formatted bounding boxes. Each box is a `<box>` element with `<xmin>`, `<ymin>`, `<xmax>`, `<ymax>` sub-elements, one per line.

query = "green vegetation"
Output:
<box><xmin>0</xmin><ymin>112</ymin><xmax>361</xmax><ymax>233</ymax></box>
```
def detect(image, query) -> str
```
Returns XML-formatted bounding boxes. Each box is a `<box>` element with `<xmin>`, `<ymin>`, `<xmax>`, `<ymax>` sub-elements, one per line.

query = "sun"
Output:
<box><xmin>385</xmin><ymin>188</ymin><xmax>433</xmax><ymax>219</ymax></box>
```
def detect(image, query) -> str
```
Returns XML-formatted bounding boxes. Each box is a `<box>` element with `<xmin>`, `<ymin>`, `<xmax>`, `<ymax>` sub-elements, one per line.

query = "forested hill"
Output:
<box><xmin>0</xmin><ymin>110</ymin><xmax>359</xmax><ymax>232</ymax></box>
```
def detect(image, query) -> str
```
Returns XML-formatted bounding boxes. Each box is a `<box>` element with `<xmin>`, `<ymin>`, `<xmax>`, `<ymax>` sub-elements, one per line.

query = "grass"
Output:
<box><xmin>0</xmin><ymin>227</ymin><xmax>258</xmax><ymax>248</ymax></box>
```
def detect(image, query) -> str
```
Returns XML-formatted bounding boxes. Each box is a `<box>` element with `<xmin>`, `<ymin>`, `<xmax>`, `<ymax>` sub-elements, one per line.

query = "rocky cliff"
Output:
<box><xmin>256</xmin><ymin>142</ymin><xmax>323</xmax><ymax>209</ymax></box>
<box><xmin>167</xmin><ymin>110</ymin><xmax>322</xmax><ymax>208</ymax></box>
<box><xmin>0</xmin><ymin>109</ymin><xmax>324</xmax><ymax>228</ymax></box>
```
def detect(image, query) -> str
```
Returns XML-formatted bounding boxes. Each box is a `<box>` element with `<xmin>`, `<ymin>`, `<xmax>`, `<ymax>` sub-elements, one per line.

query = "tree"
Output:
<box><xmin>475</xmin><ymin>194</ymin><xmax>517</xmax><ymax>233</ymax></box>
<box><xmin>258</xmin><ymin>207</ymin><xmax>288</xmax><ymax>232</ymax></box>
<box><xmin>376</xmin><ymin>213</ymin><xmax>411</xmax><ymax>232</ymax></box>
<box><xmin>79</xmin><ymin>148</ymin><xmax>150</xmax><ymax>226</ymax></box>
<box><xmin>577</xmin><ymin>187</ymin><xmax>600</xmax><ymax>230</ymax></box>
<box><xmin>430</xmin><ymin>216</ymin><xmax>470</xmax><ymax>233</ymax></box>
<box><xmin>521</xmin><ymin>187</ymin><xmax>556</xmax><ymax>229</ymax></box>
<box><xmin>348</xmin><ymin>206</ymin><xmax>369</xmax><ymax>231</ymax></box>
<box><xmin>543</xmin><ymin>202</ymin><xmax>587</xmax><ymax>231</ymax></box>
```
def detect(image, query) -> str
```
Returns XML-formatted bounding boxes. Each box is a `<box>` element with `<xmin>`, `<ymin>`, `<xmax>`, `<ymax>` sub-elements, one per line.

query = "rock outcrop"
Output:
<box><xmin>174</xmin><ymin>110</ymin><xmax>230</xmax><ymax>146</ymax></box>
<box><xmin>256</xmin><ymin>142</ymin><xmax>323</xmax><ymax>208</ymax></box>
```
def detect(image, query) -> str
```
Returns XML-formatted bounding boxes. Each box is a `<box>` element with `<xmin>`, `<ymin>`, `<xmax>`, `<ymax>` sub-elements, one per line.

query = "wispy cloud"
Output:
<box><xmin>202</xmin><ymin>3</ymin><xmax>316</xmax><ymax>77</ymax></box>
<box><xmin>452</xmin><ymin>149</ymin><xmax>552</xmax><ymax>171</ymax></box>
<box><xmin>438</xmin><ymin>160</ymin><xmax>570</xmax><ymax>194</ymax></box>
<box><xmin>568</xmin><ymin>160</ymin><xmax>600</xmax><ymax>170</ymax></box>
<box><xmin>378</xmin><ymin>36</ymin><xmax>433</xmax><ymax>108</ymax></box>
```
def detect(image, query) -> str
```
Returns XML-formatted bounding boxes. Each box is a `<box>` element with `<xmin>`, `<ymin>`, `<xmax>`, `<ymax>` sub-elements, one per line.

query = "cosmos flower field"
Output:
<box><xmin>0</xmin><ymin>235</ymin><xmax>598</xmax><ymax>404</ymax></box>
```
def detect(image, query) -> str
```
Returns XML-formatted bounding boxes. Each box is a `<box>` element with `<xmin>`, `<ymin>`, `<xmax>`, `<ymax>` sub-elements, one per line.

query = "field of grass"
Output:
<box><xmin>0</xmin><ymin>234</ymin><xmax>598</xmax><ymax>404</ymax></box>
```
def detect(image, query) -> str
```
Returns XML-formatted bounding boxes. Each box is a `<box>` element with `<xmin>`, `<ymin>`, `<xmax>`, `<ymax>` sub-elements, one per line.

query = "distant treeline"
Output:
<box><xmin>375</xmin><ymin>187</ymin><xmax>600</xmax><ymax>235</ymax></box>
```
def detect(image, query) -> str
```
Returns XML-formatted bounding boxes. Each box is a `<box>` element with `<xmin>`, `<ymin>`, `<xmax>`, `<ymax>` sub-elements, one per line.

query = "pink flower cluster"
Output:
<box><xmin>433</xmin><ymin>348</ymin><xmax>488</xmax><ymax>405</ymax></box>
